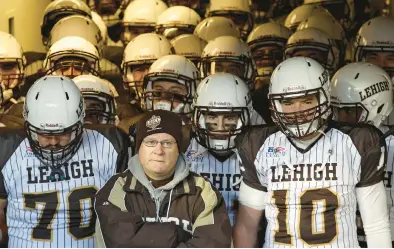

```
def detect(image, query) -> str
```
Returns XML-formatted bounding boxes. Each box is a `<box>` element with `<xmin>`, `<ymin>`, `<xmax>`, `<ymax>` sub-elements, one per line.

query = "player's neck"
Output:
<box><xmin>291</xmin><ymin>132</ymin><xmax>322</xmax><ymax>150</ymax></box>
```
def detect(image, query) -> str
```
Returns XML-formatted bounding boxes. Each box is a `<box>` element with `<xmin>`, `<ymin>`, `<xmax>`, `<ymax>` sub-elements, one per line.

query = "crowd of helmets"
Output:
<box><xmin>0</xmin><ymin>0</ymin><xmax>394</xmax><ymax>146</ymax></box>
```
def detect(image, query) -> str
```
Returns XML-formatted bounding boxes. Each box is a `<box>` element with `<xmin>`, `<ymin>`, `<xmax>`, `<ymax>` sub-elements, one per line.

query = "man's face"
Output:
<box><xmin>125</xmin><ymin>64</ymin><xmax>150</xmax><ymax>96</ymax></box>
<box><xmin>291</xmin><ymin>49</ymin><xmax>327</xmax><ymax>67</ymax></box>
<box><xmin>138</xmin><ymin>132</ymin><xmax>179</xmax><ymax>180</ymax></box>
<box><xmin>37</xmin><ymin>133</ymin><xmax>72</xmax><ymax>149</ymax></box>
<box><xmin>280</xmin><ymin>95</ymin><xmax>318</xmax><ymax>123</ymax></box>
<box><xmin>253</xmin><ymin>46</ymin><xmax>283</xmax><ymax>69</ymax></box>
<box><xmin>0</xmin><ymin>61</ymin><xmax>20</xmax><ymax>89</ymax></box>
<box><xmin>84</xmin><ymin>98</ymin><xmax>106</xmax><ymax>124</ymax></box>
<box><xmin>121</xmin><ymin>26</ymin><xmax>155</xmax><ymax>45</ymax></box>
<box><xmin>53</xmin><ymin>58</ymin><xmax>91</xmax><ymax>79</ymax></box>
<box><xmin>212</xmin><ymin>61</ymin><xmax>245</xmax><ymax>78</ymax></box>
<box><xmin>364</xmin><ymin>51</ymin><xmax>394</xmax><ymax>72</ymax></box>
<box><xmin>150</xmin><ymin>81</ymin><xmax>187</xmax><ymax>111</ymax></box>
<box><xmin>334</xmin><ymin>106</ymin><xmax>363</xmax><ymax>123</ymax></box>
<box><xmin>252</xmin><ymin>45</ymin><xmax>283</xmax><ymax>88</ymax></box>
<box><xmin>204</xmin><ymin>112</ymin><xmax>239</xmax><ymax>137</ymax></box>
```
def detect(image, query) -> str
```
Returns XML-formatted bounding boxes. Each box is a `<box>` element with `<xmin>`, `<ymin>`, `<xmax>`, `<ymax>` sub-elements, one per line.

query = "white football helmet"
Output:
<box><xmin>41</xmin><ymin>0</ymin><xmax>92</xmax><ymax>46</ymax></box>
<box><xmin>207</xmin><ymin>0</ymin><xmax>254</xmax><ymax>39</ymax></box>
<box><xmin>247</xmin><ymin>22</ymin><xmax>291</xmax><ymax>85</ymax></box>
<box><xmin>156</xmin><ymin>6</ymin><xmax>201</xmax><ymax>40</ymax></box>
<box><xmin>49</xmin><ymin>15</ymin><xmax>104</xmax><ymax>53</ymax></box>
<box><xmin>44</xmin><ymin>36</ymin><xmax>101</xmax><ymax>78</ymax></box>
<box><xmin>201</xmin><ymin>36</ymin><xmax>256</xmax><ymax>89</ymax></box>
<box><xmin>170</xmin><ymin>34</ymin><xmax>207</xmax><ymax>67</ymax></box>
<box><xmin>269</xmin><ymin>57</ymin><xmax>331</xmax><ymax>138</ymax></box>
<box><xmin>284</xmin><ymin>4</ymin><xmax>332</xmax><ymax>32</ymax></box>
<box><xmin>122</xmin><ymin>33</ymin><xmax>174</xmax><ymax>101</ymax></box>
<box><xmin>142</xmin><ymin>54</ymin><xmax>200</xmax><ymax>115</ymax></box>
<box><xmin>23</xmin><ymin>75</ymin><xmax>85</xmax><ymax>167</ymax></box>
<box><xmin>285</xmin><ymin>27</ymin><xmax>340</xmax><ymax>75</ymax></box>
<box><xmin>303</xmin><ymin>0</ymin><xmax>355</xmax><ymax>30</ymax></box>
<box><xmin>121</xmin><ymin>0</ymin><xmax>168</xmax><ymax>45</ymax></box>
<box><xmin>193</xmin><ymin>17</ymin><xmax>240</xmax><ymax>42</ymax></box>
<box><xmin>0</xmin><ymin>31</ymin><xmax>26</xmax><ymax>91</ymax></box>
<box><xmin>192</xmin><ymin>72</ymin><xmax>252</xmax><ymax>151</ymax></box>
<box><xmin>297</xmin><ymin>13</ymin><xmax>346</xmax><ymax>65</ymax></box>
<box><xmin>73</xmin><ymin>75</ymin><xmax>117</xmax><ymax>125</ymax></box>
<box><xmin>354</xmin><ymin>16</ymin><xmax>394</xmax><ymax>77</ymax></box>
<box><xmin>91</xmin><ymin>11</ymin><xmax>109</xmax><ymax>46</ymax></box>
<box><xmin>331</xmin><ymin>62</ymin><xmax>393</xmax><ymax>127</ymax></box>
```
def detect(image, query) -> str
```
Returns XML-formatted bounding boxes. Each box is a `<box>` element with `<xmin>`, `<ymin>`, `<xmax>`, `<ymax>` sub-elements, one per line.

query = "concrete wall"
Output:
<box><xmin>0</xmin><ymin>0</ymin><xmax>52</xmax><ymax>53</ymax></box>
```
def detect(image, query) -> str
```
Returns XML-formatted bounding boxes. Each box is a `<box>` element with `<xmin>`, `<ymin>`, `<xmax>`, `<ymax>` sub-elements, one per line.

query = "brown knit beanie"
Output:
<box><xmin>135</xmin><ymin>110</ymin><xmax>183</xmax><ymax>152</ymax></box>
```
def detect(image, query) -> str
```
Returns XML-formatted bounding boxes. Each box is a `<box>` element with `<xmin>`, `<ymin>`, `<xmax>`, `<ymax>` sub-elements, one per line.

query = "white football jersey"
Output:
<box><xmin>0</xmin><ymin>127</ymin><xmax>129</xmax><ymax>248</ymax></box>
<box><xmin>237</xmin><ymin>125</ymin><xmax>385</xmax><ymax>248</ymax></box>
<box><xmin>186</xmin><ymin>138</ymin><xmax>241</xmax><ymax>225</ymax></box>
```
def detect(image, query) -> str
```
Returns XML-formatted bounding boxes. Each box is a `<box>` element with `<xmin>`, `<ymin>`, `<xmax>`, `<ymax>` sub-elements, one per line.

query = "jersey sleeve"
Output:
<box><xmin>347</xmin><ymin>125</ymin><xmax>386</xmax><ymax>188</ymax></box>
<box><xmin>235</xmin><ymin>125</ymin><xmax>278</xmax><ymax>192</ymax></box>
<box><xmin>85</xmin><ymin>124</ymin><xmax>131</xmax><ymax>173</ymax></box>
<box><xmin>0</xmin><ymin>128</ymin><xmax>26</xmax><ymax>199</ymax></box>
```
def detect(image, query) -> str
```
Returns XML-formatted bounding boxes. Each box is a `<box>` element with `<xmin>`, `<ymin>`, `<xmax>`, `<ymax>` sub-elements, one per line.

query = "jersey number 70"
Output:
<box><xmin>272</xmin><ymin>188</ymin><xmax>339</xmax><ymax>246</ymax></box>
<box><xmin>23</xmin><ymin>186</ymin><xmax>97</xmax><ymax>241</ymax></box>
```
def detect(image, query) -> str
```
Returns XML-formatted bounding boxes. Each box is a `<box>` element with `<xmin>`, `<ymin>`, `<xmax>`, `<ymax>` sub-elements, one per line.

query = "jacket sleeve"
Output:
<box><xmin>94</xmin><ymin>172</ymin><xmax>180</xmax><ymax>247</ymax></box>
<box><xmin>176</xmin><ymin>176</ymin><xmax>232</xmax><ymax>248</ymax></box>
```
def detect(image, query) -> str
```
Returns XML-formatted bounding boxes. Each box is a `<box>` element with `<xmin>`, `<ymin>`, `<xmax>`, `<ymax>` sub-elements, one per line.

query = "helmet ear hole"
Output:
<box><xmin>377</xmin><ymin>104</ymin><xmax>384</xmax><ymax>114</ymax></box>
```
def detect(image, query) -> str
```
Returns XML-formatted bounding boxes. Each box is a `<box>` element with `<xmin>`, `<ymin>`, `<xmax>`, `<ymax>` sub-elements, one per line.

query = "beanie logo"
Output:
<box><xmin>146</xmin><ymin>115</ymin><xmax>161</xmax><ymax>130</ymax></box>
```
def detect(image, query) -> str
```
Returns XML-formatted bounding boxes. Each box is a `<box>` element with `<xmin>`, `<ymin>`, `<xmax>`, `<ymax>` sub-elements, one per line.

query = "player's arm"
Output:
<box><xmin>233</xmin><ymin>182</ymin><xmax>266</xmax><ymax>247</ymax></box>
<box><xmin>233</xmin><ymin>127</ymin><xmax>271</xmax><ymax>247</ymax></box>
<box><xmin>354</xmin><ymin>126</ymin><xmax>391</xmax><ymax>247</ymax></box>
<box><xmin>356</xmin><ymin>182</ymin><xmax>391</xmax><ymax>248</ymax></box>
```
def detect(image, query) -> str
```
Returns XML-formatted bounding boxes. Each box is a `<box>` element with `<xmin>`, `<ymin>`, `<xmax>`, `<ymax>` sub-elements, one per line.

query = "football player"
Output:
<box><xmin>187</xmin><ymin>72</ymin><xmax>252</xmax><ymax>225</ymax></box>
<box><xmin>303</xmin><ymin>0</ymin><xmax>356</xmax><ymax>32</ymax></box>
<box><xmin>233</xmin><ymin>57</ymin><xmax>391</xmax><ymax>247</ymax></box>
<box><xmin>44</xmin><ymin>36</ymin><xmax>101</xmax><ymax>79</ymax></box>
<box><xmin>170</xmin><ymin>34</ymin><xmax>207</xmax><ymax>67</ymax></box>
<box><xmin>0</xmin><ymin>31</ymin><xmax>26</xmax><ymax>128</ymax></box>
<box><xmin>120</xmin><ymin>0</ymin><xmax>168</xmax><ymax>45</ymax></box>
<box><xmin>41</xmin><ymin>0</ymin><xmax>92</xmax><ymax>46</ymax></box>
<box><xmin>247</xmin><ymin>22</ymin><xmax>292</xmax><ymax>89</ymax></box>
<box><xmin>330</xmin><ymin>62</ymin><xmax>394</xmax><ymax>247</ymax></box>
<box><xmin>119</xmin><ymin>54</ymin><xmax>199</xmax><ymax>154</ymax></box>
<box><xmin>120</xmin><ymin>33</ymin><xmax>173</xmax><ymax>120</ymax></box>
<box><xmin>0</xmin><ymin>75</ymin><xmax>130</xmax><ymax>247</ymax></box>
<box><xmin>193</xmin><ymin>16</ymin><xmax>240</xmax><ymax>43</ymax></box>
<box><xmin>156</xmin><ymin>6</ymin><xmax>201</xmax><ymax>40</ymax></box>
<box><xmin>73</xmin><ymin>74</ymin><xmax>118</xmax><ymax>125</ymax></box>
<box><xmin>200</xmin><ymin>35</ymin><xmax>265</xmax><ymax>125</ymax></box>
<box><xmin>285</xmin><ymin>27</ymin><xmax>340</xmax><ymax>76</ymax></box>
<box><xmin>354</xmin><ymin>16</ymin><xmax>394</xmax><ymax>125</ymax></box>
<box><xmin>206</xmin><ymin>0</ymin><xmax>254</xmax><ymax>39</ymax></box>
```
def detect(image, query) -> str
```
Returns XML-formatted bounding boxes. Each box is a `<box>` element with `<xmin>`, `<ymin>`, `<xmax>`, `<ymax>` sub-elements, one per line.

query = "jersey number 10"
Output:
<box><xmin>23</xmin><ymin>186</ymin><xmax>97</xmax><ymax>241</ymax></box>
<box><xmin>272</xmin><ymin>188</ymin><xmax>339</xmax><ymax>246</ymax></box>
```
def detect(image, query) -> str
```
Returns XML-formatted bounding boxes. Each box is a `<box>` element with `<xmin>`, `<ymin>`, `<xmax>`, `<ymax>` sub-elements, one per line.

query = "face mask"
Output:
<box><xmin>153</xmin><ymin>100</ymin><xmax>185</xmax><ymax>114</ymax></box>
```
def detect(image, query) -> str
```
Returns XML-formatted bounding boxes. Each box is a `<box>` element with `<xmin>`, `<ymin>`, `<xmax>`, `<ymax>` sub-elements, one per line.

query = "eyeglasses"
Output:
<box><xmin>142</xmin><ymin>139</ymin><xmax>177</xmax><ymax>148</ymax></box>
